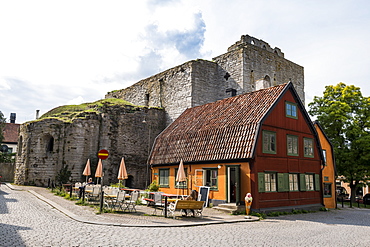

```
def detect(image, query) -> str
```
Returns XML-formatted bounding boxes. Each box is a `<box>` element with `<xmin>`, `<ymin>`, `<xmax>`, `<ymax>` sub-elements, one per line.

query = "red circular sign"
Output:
<box><xmin>98</xmin><ymin>149</ymin><xmax>109</xmax><ymax>160</ymax></box>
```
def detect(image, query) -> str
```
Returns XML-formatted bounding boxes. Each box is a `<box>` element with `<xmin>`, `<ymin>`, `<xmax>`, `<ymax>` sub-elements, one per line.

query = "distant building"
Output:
<box><xmin>314</xmin><ymin>121</ymin><xmax>337</xmax><ymax>208</ymax></box>
<box><xmin>1</xmin><ymin>123</ymin><xmax>20</xmax><ymax>154</ymax></box>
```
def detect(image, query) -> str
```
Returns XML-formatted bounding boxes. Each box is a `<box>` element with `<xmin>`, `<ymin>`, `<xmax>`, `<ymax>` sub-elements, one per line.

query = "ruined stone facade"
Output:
<box><xmin>14</xmin><ymin>34</ymin><xmax>305</xmax><ymax>188</ymax></box>
<box><xmin>106</xmin><ymin>35</ymin><xmax>304</xmax><ymax>125</ymax></box>
<box><xmin>15</xmin><ymin>106</ymin><xmax>166</xmax><ymax>187</ymax></box>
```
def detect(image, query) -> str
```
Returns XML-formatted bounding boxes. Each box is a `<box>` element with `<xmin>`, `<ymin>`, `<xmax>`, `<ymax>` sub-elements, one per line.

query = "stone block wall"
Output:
<box><xmin>14</xmin><ymin>106</ymin><xmax>166</xmax><ymax>188</ymax></box>
<box><xmin>107</xmin><ymin>60</ymin><xmax>222</xmax><ymax>125</ymax></box>
<box><xmin>214</xmin><ymin>37</ymin><xmax>305</xmax><ymax>104</ymax></box>
<box><xmin>107</xmin><ymin>34</ymin><xmax>305</xmax><ymax>127</ymax></box>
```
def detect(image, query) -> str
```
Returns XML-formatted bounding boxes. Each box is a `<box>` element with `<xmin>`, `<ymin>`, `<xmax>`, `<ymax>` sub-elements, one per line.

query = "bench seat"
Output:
<box><xmin>168</xmin><ymin>200</ymin><xmax>205</xmax><ymax>219</ymax></box>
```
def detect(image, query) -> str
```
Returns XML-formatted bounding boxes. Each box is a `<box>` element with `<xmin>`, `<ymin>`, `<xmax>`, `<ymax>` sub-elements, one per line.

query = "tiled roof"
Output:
<box><xmin>2</xmin><ymin>123</ymin><xmax>20</xmax><ymax>143</ymax></box>
<box><xmin>149</xmin><ymin>83</ymin><xmax>290</xmax><ymax>165</ymax></box>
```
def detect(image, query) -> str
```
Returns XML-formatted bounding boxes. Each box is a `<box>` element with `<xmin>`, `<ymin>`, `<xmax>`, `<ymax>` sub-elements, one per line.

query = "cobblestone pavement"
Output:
<box><xmin>1</xmin><ymin>183</ymin><xmax>370</xmax><ymax>246</ymax></box>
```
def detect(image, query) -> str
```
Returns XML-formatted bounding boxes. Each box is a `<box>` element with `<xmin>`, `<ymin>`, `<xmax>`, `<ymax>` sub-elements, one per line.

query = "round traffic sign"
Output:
<box><xmin>97</xmin><ymin>149</ymin><xmax>109</xmax><ymax>160</ymax></box>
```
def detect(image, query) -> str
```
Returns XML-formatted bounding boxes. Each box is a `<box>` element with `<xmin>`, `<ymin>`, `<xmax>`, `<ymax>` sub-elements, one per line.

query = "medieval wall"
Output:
<box><xmin>107</xmin><ymin>34</ymin><xmax>305</xmax><ymax>126</ymax></box>
<box><xmin>14</xmin><ymin>106</ymin><xmax>166</xmax><ymax>188</ymax></box>
<box><xmin>214</xmin><ymin>35</ymin><xmax>305</xmax><ymax>104</ymax></box>
<box><xmin>106</xmin><ymin>60</ymin><xmax>221</xmax><ymax>125</ymax></box>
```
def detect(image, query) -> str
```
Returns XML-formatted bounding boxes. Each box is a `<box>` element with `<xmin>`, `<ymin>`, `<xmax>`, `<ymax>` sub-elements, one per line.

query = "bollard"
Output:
<box><xmin>99</xmin><ymin>190</ymin><xmax>104</xmax><ymax>213</ymax></box>
<box><xmin>341</xmin><ymin>197</ymin><xmax>344</xmax><ymax>208</ymax></box>
<box><xmin>164</xmin><ymin>197</ymin><xmax>168</xmax><ymax>218</ymax></box>
<box><xmin>70</xmin><ymin>184</ymin><xmax>73</xmax><ymax>198</ymax></box>
<box><xmin>82</xmin><ymin>187</ymin><xmax>85</xmax><ymax>203</ymax></box>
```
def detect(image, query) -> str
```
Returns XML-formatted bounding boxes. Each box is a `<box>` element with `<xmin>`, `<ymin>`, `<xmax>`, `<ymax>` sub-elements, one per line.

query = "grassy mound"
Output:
<box><xmin>39</xmin><ymin>98</ymin><xmax>135</xmax><ymax>122</ymax></box>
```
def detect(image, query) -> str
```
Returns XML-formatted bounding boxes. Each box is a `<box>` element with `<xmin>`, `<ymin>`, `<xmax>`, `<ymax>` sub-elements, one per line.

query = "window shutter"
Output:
<box><xmin>315</xmin><ymin>174</ymin><xmax>320</xmax><ymax>191</ymax></box>
<box><xmin>258</xmin><ymin>173</ymin><xmax>265</xmax><ymax>192</ymax></box>
<box><xmin>284</xmin><ymin>173</ymin><xmax>289</xmax><ymax>191</ymax></box>
<box><xmin>300</xmin><ymin>174</ymin><xmax>306</xmax><ymax>191</ymax></box>
<box><xmin>278</xmin><ymin>173</ymin><xmax>289</xmax><ymax>192</ymax></box>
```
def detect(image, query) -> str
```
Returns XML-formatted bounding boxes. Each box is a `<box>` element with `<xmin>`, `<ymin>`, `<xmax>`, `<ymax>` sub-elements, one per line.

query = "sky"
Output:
<box><xmin>1</xmin><ymin>0</ymin><xmax>370</xmax><ymax>123</ymax></box>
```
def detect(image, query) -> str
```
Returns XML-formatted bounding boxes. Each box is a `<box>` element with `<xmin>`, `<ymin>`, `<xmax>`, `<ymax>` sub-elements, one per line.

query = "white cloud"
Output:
<box><xmin>67</xmin><ymin>96</ymin><xmax>85</xmax><ymax>106</ymax></box>
<box><xmin>0</xmin><ymin>0</ymin><xmax>370</xmax><ymax>123</ymax></box>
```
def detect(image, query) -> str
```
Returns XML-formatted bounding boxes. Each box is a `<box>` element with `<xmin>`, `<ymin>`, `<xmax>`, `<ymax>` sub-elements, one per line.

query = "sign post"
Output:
<box><xmin>97</xmin><ymin>149</ymin><xmax>109</xmax><ymax>213</ymax></box>
<box><xmin>98</xmin><ymin>149</ymin><xmax>109</xmax><ymax>160</ymax></box>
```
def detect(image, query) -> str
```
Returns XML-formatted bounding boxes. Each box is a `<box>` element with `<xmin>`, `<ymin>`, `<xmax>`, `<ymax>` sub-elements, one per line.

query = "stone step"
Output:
<box><xmin>213</xmin><ymin>203</ymin><xmax>245</xmax><ymax>214</ymax></box>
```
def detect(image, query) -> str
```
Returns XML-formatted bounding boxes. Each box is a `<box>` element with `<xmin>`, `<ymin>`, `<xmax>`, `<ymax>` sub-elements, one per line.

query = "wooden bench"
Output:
<box><xmin>168</xmin><ymin>200</ymin><xmax>205</xmax><ymax>219</ymax></box>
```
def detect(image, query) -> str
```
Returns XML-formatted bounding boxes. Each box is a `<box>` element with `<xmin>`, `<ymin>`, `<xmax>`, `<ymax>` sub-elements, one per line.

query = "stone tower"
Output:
<box><xmin>106</xmin><ymin>35</ymin><xmax>304</xmax><ymax>125</ymax></box>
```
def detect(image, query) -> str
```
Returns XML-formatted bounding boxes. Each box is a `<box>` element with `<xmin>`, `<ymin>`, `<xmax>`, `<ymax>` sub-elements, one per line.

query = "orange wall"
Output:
<box><xmin>152</xmin><ymin>162</ymin><xmax>251</xmax><ymax>202</ymax></box>
<box><xmin>315</xmin><ymin>124</ymin><xmax>336</xmax><ymax>208</ymax></box>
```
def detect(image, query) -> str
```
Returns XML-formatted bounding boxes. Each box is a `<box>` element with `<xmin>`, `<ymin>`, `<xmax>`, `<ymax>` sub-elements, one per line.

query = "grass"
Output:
<box><xmin>31</xmin><ymin>98</ymin><xmax>139</xmax><ymax>123</ymax></box>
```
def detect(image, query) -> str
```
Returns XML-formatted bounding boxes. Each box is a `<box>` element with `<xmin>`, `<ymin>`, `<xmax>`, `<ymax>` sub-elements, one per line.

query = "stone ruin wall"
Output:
<box><xmin>214</xmin><ymin>34</ymin><xmax>305</xmax><ymax>104</ymax></box>
<box><xmin>106</xmin><ymin>60</ymin><xmax>222</xmax><ymax>125</ymax></box>
<box><xmin>107</xmin><ymin>35</ymin><xmax>305</xmax><ymax>126</ymax></box>
<box><xmin>14</xmin><ymin>106</ymin><xmax>166</xmax><ymax>188</ymax></box>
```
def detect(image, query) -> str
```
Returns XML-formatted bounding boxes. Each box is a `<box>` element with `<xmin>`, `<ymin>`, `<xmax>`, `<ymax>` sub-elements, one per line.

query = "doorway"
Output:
<box><xmin>226</xmin><ymin>165</ymin><xmax>240</xmax><ymax>203</ymax></box>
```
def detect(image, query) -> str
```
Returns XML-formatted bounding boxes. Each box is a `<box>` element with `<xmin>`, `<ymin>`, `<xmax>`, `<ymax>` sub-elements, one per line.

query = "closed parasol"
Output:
<box><xmin>82</xmin><ymin>159</ymin><xmax>91</xmax><ymax>183</ymax></box>
<box><xmin>176</xmin><ymin>159</ymin><xmax>187</xmax><ymax>195</ymax></box>
<box><xmin>95</xmin><ymin>159</ymin><xmax>103</xmax><ymax>184</ymax></box>
<box><xmin>118</xmin><ymin>157</ymin><xmax>128</xmax><ymax>188</ymax></box>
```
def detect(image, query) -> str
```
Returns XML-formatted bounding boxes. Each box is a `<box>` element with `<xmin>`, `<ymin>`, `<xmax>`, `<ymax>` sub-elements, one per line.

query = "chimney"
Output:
<box><xmin>36</xmin><ymin>110</ymin><xmax>40</xmax><ymax>119</ymax></box>
<box><xmin>10</xmin><ymin>113</ymin><xmax>16</xmax><ymax>123</ymax></box>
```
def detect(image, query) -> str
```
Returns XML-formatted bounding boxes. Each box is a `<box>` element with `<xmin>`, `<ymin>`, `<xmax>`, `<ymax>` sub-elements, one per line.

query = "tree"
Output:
<box><xmin>0</xmin><ymin>110</ymin><xmax>5</xmax><ymax>143</ymax></box>
<box><xmin>308</xmin><ymin>83</ymin><xmax>370</xmax><ymax>204</ymax></box>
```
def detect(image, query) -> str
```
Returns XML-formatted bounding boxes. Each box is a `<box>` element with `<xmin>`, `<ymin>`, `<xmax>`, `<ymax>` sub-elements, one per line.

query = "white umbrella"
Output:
<box><xmin>82</xmin><ymin>159</ymin><xmax>91</xmax><ymax>183</ymax></box>
<box><xmin>117</xmin><ymin>157</ymin><xmax>128</xmax><ymax>188</ymax></box>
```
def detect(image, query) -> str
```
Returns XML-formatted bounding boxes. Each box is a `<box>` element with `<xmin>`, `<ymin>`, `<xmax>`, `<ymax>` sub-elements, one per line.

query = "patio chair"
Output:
<box><xmin>104</xmin><ymin>187</ymin><xmax>119</xmax><ymax>209</ymax></box>
<box><xmin>152</xmin><ymin>193</ymin><xmax>165</xmax><ymax>215</ymax></box>
<box><xmin>86</xmin><ymin>185</ymin><xmax>101</xmax><ymax>202</ymax></box>
<box><xmin>116</xmin><ymin>190</ymin><xmax>127</xmax><ymax>211</ymax></box>
<box><xmin>122</xmin><ymin>191</ymin><xmax>139</xmax><ymax>212</ymax></box>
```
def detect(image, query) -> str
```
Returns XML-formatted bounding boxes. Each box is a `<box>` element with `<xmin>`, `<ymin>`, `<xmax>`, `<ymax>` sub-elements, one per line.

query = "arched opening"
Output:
<box><xmin>255</xmin><ymin>75</ymin><xmax>272</xmax><ymax>90</ymax></box>
<box><xmin>125</xmin><ymin>175</ymin><xmax>134</xmax><ymax>188</ymax></box>
<box><xmin>145</xmin><ymin>93</ymin><xmax>150</xmax><ymax>107</ymax></box>
<box><xmin>43</xmin><ymin>135</ymin><xmax>54</xmax><ymax>153</ymax></box>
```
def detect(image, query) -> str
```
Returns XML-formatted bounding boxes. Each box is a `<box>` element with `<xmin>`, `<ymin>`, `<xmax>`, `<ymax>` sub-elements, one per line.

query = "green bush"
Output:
<box><xmin>147</xmin><ymin>180</ymin><xmax>159</xmax><ymax>192</ymax></box>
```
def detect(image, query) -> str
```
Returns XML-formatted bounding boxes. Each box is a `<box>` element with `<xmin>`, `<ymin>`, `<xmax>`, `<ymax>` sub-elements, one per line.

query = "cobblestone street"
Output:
<box><xmin>1</xmin><ymin>184</ymin><xmax>370</xmax><ymax>246</ymax></box>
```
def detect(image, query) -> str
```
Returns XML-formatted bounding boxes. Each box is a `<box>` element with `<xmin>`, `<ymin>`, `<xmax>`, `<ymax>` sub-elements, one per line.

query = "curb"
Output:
<box><xmin>5</xmin><ymin>183</ymin><xmax>259</xmax><ymax>227</ymax></box>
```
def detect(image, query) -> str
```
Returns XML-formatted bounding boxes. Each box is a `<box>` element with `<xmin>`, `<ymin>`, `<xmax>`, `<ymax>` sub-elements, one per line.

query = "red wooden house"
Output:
<box><xmin>149</xmin><ymin>82</ymin><xmax>324</xmax><ymax>212</ymax></box>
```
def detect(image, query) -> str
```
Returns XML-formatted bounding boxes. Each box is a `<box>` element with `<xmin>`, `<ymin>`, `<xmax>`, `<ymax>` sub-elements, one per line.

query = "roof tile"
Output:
<box><xmin>149</xmin><ymin>83</ymin><xmax>288</xmax><ymax>165</ymax></box>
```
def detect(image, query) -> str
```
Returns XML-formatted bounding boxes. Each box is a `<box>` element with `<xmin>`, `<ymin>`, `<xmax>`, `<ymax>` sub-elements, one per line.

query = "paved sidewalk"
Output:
<box><xmin>4</xmin><ymin>183</ymin><xmax>258</xmax><ymax>227</ymax></box>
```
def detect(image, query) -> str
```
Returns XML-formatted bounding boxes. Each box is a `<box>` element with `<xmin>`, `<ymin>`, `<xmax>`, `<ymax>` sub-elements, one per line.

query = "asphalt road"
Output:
<box><xmin>1</xmin><ymin>184</ymin><xmax>370</xmax><ymax>247</ymax></box>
